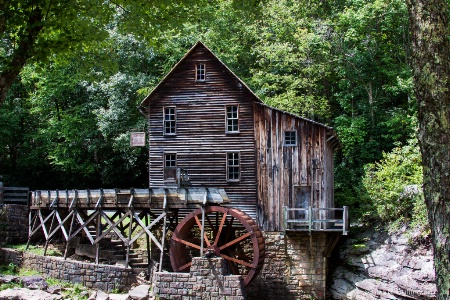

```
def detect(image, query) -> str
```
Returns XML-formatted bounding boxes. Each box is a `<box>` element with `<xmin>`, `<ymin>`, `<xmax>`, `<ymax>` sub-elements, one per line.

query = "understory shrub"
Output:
<box><xmin>358</xmin><ymin>138</ymin><xmax>429</xmax><ymax>235</ymax></box>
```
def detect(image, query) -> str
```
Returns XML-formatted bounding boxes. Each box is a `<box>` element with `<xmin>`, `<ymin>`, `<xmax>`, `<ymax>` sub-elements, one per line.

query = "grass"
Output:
<box><xmin>3</xmin><ymin>244</ymin><xmax>62</xmax><ymax>257</ymax></box>
<box><xmin>0</xmin><ymin>263</ymin><xmax>90</xmax><ymax>300</ymax></box>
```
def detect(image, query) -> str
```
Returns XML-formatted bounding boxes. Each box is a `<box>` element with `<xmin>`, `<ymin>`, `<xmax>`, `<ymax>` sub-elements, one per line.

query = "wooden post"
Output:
<box><xmin>308</xmin><ymin>206</ymin><xmax>312</xmax><ymax>234</ymax></box>
<box><xmin>343</xmin><ymin>206</ymin><xmax>348</xmax><ymax>235</ymax></box>
<box><xmin>126</xmin><ymin>209</ymin><xmax>133</xmax><ymax>268</ymax></box>
<box><xmin>145</xmin><ymin>210</ymin><xmax>151</xmax><ymax>268</ymax></box>
<box><xmin>44</xmin><ymin>211</ymin><xmax>56</xmax><ymax>256</ymax></box>
<box><xmin>26</xmin><ymin>211</ymin><xmax>38</xmax><ymax>251</ymax></box>
<box><xmin>95</xmin><ymin>212</ymin><xmax>101</xmax><ymax>264</ymax></box>
<box><xmin>159</xmin><ymin>191</ymin><xmax>168</xmax><ymax>272</ymax></box>
<box><xmin>64</xmin><ymin>210</ymin><xmax>76</xmax><ymax>259</ymax></box>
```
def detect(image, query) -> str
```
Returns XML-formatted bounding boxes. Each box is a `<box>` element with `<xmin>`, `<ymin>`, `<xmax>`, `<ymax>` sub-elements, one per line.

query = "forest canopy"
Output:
<box><xmin>0</xmin><ymin>0</ymin><xmax>415</xmax><ymax>211</ymax></box>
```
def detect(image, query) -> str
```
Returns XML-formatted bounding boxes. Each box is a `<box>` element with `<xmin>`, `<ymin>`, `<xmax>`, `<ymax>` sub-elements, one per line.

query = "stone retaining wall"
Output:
<box><xmin>246</xmin><ymin>232</ymin><xmax>328</xmax><ymax>300</ymax></box>
<box><xmin>0</xmin><ymin>248</ymin><xmax>135</xmax><ymax>292</ymax></box>
<box><xmin>154</xmin><ymin>257</ymin><xmax>245</xmax><ymax>300</ymax></box>
<box><xmin>0</xmin><ymin>248</ymin><xmax>23</xmax><ymax>267</ymax></box>
<box><xmin>0</xmin><ymin>204</ymin><xmax>29</xmax><ymax>245</ymax></box>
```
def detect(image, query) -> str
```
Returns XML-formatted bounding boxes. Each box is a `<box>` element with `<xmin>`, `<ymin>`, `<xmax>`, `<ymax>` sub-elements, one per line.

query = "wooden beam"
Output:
<box><xmin>129</xmin><ymin>211</ymin><xmax>165</xmax><ymax>249</ymax></box>
<box><xmin>99</xmin><ymin>210</ymin><xmax>129</xmax><ymax>245</ymax></box>
<box><xmin>69</xmin><ymin>210</ymin><xmax>99</xmax><ymax>242</ymax></box>
<box><xmin>95</xmin><ymin>210</ymin><xmax>130</xmax><ymax>244</ymax></box>
<box><xmin>48</xmin><ymin>210</ymin><xmax>73</xmax><ymax>241</ymax></box>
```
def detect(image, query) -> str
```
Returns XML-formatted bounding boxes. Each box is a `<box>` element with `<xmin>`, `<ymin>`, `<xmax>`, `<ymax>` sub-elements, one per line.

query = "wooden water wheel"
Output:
<box><xmin>169</xmin><ymin>206</ymin><xmax>265</xmax><ymax>286</ymax></box>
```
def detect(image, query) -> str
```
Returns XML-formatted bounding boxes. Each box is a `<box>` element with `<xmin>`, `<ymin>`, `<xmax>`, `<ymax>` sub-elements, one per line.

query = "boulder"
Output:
<box><xmin>128</xmin><ymin>284</ymin><xmax>150</xmax><ymax>300</ymax></box>
<box><xmin>0</xmin><ymin>287</ymin><xmax>62</xmax><ymax>300</ymax></box>
<box><xmin>0</xmin><ymin>275</ymin><xmax>20</xmax><ymax>284</ymax></box>
<box><xmin>330</xmin><ymin>226</ymin><xmax>437</xmax><ymax>299</ymax></box>
<box><xmin>21</xmin><ymin>276</ymin><xmax>48</xmax><ymax>290</ymax></box>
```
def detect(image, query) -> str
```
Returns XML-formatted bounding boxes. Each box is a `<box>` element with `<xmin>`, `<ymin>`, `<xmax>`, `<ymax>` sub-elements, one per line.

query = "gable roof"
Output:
<box><xmin>137</xmin><ymin>41</ymin><xmax>339</xmax><ymax>147</ymax></box>
<box><xmin>138</xmin><ymin>41</ymin><xmax>263</xmax><ymax>113</ymax></box>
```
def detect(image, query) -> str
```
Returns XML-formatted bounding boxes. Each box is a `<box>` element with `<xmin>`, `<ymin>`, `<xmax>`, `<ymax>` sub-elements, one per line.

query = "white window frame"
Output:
<box><xmin>284</xmin><ymin>130</ymin><xmax>297</xmax><ymax>146</ymax></box>
<box><xmin>196</xmin><ymin>64</ymin><xmax>206</xmax><ymax>81</ymax></box>
<box><xmin>226</xmin><ymin>105</ymin><xmax>239</xmax><ymax>133</ymax></box>
<box><xmin>226</xmin><ymin>151</ymin><xmax>240</xmax><ymax>182</ymax></box>
<box><xmin>163</xmin><ymin>107</ymin><xmax>176</xmax><ymax>135</ymax></box>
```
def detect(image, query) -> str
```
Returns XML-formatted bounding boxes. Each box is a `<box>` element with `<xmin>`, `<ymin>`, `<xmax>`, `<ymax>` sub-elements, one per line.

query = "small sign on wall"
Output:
<box><xmin>130</xmin><ymin>132</ymin><xmax>146</xmax><ymax>147</ymax></box>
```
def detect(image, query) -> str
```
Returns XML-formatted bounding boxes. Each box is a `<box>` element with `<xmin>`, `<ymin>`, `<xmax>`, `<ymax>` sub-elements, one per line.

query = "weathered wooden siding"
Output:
<box><xmin>146</xmin><ymin>44</ymin><xmax>258</xmax><ymax>220</ymax></box>
<box><xmin>254</xmin><ymin>104</ymin><xmax>335</xmax><ymax>231</ymax></box>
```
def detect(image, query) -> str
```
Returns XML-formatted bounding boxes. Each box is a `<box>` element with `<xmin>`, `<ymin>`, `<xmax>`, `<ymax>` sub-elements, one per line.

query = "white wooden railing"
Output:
<box><xmin>283</xmin><ymin>206</ymin><xmax>349</xmax><ymax>235</ymax></box>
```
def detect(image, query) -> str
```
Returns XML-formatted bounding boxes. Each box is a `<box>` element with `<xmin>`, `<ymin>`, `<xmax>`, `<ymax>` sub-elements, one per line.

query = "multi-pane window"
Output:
<box><xmin>285</xmin><ymin>131</ymin><xmax>297</xmax><ymax>146</ymax></box>
<box><xmin>164</xmin><ymin>153</ymin><xmax>177</xmax><ymax>181</ymax></box>
<box><xmin>227</xmin><ymin>152</ymin><xmax>240</xmax><ymax>181</ymax></box>
<box><xmin>226</xmin><ymin>105</ymin><xmax>239</xmax><ymax>133</ymax></box>
<box><xmin>164</xmin><ymin>107</ymin><xmax>176</xmax><ymax>135</ymax></box>
<box><xmin>196</xmin><ymin>64</ymin><xmax>205</xmax><ymax>81</ymax></box>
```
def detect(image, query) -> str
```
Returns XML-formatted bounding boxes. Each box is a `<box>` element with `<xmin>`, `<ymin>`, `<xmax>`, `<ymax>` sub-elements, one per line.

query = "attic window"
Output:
<box><xmin>227</xmin><ymin>152</ymin><xmax>240</xmax><ymax>181</ymax></box>
<box><xmin>196</xmin><ymin>64</ymin><xmax>205</xmax><ymax>81</ymax></box>
<box><xmin>226</xmin><ymin>105</ymin><xmax>239</xmax><ymax>133</ymax></box>
<box><xmin>164</xmin><ymin>107</ymin><xmax>176</xmax><ymax>135</ymax></box>
<box><xmin>285</xmin><ymin>131</ymin><xmax>297</xmax><ymax>146</ymax></box>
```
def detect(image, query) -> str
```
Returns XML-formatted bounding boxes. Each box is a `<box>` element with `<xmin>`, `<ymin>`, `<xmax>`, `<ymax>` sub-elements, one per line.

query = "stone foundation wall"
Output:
<box><xmin>0</xmin><ymin>248</ymin><xmax>135</xmax><ymax>292</ymax></box>
<box><xmin>154</xmin><ymin>257</ymin><xmax>245</xmax><ymax>300</ymax></box>
<box><xmin>246</xmin><ymin>231</ymin><xmax>328</xmax><ymax>300</ymax></box>
<box><xmin>0</xmin><ymin>204</ymin><xmax>29</xmax><ymax>245</ymax></box>
<box><xmin>0</xmin><ymin>248</ymin><xmax>23</xmax><ymax>266</ymax></box>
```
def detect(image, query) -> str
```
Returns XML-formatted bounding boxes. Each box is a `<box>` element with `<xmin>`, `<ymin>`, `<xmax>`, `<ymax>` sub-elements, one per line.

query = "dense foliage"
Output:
<box><xmin>358</xmin><ymin>138</ymin><xmax>428</xmax><ymax>233</ymax></box>
<box><xmin>0</xmin><ymin>0</ymin><xmax>416</xmax><ymax>207</ymax></box>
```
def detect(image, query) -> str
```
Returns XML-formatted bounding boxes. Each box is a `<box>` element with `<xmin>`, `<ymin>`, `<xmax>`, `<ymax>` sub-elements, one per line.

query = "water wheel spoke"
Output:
<box><xmin>172</xmin><ymin>235</ymin><xmax>201</xmax><ymax>250</ymax></box>
<box><xmin>235</xmin><ymin>251</ymin><xmax>252</xmax><ymax>263</ymax></box>
<box><xmin>219</xmin><ymin>232</ymin><xmax>251</xmax><ymax>251</ymax></box>
<box><xmin>177</xmin><ymin>261</ymin><xmax>192</xmax><ymax>272</ymax></box>
<box><xmin>220</xmin><ymin>253</ymin><xmax>255</xmax><ymax>269</ymax></box>
<box><xmin>194</xmin><ymin>214</ymin><xmax>211</xmax><ymax>247</ymax></box>
<box><xmin>213</xmin><ymin>210</ymin><xmax>228</xmax><ymax>246</ymax></box>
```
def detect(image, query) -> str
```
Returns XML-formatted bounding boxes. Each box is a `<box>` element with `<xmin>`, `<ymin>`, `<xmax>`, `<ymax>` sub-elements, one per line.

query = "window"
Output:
<box><xmin>226</xmin><ymin>105</ymin><xmax>239</xmax><ymax>133</ymax></box>
<box><xmin>164</xmin><ymin>153</ymin><xmax>177</xmax><ymax>181</ymax></box>
<box><xmin>285</xmin><ymin>131</ymin><xmax>297</xmax><ymax>146</ymax></box>
<box><xmin>164</xmin><ymin>107</ymin><xmax>176</xmax><ymax>135</ymax></box>
<box><xmin>196</xmin><ymin>64</ymin><xmax>205</xmax><ymax>81</ymax></box>
<box><xmin>227</xmin><ymin>152</ymin><xmax>240</xmax><ymax>181</ymax></box>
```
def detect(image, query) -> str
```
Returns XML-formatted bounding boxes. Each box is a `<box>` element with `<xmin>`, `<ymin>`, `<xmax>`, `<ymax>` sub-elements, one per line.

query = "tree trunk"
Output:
<box><xmin>406</xmin><ymin>1</ymin><xmax>450</xmax><ymax>299</ymax></box>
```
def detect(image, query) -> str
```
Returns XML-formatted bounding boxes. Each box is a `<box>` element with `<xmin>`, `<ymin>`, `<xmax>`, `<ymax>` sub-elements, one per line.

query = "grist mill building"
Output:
<box><xmin>26</xmin><ymin>41</ymin><xmax>347</xmax><ymax>300</ymax></box>
<box><xmin>138</xmin><ymin>41</ymin><xmax>348</xmax><ymax>299</ymax></box>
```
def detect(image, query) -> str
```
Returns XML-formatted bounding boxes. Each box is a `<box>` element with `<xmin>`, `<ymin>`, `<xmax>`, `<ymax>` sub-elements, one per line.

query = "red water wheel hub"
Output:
<box><xmin>169</xmin><ymin>206</ymin><xmax>265</xmax><ymax>287</ymax></box>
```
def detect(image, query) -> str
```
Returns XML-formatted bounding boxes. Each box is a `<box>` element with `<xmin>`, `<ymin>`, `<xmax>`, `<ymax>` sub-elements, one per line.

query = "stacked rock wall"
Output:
<box><xmin>0</xmin><ymin>204</ymin><xmax>29</xmax><ymax>245</ymax></box>
<box><xmin>246</xmin><ymin>232</ymin><xmax>328</xmax><ymax>300</ymax></box>
<box><xmin>0</xmin><ymin>248</ymin><xmax>23</xmax><ymax>266</ymax></box>
<box><xmin>154</xmin><ymin>257</ymin><xmax>245</xmax><ymax>300</ymax></box>
<box><xmin>0</xmin><ymin>248</ymin><xmax>135</xmax><ymax>292</ymax></box>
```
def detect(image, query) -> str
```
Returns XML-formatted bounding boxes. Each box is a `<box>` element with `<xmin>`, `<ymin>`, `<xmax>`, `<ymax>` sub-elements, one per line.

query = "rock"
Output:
<box><xmin>88</xmin><ymin>291</ymin><xmax>97</xmax><ymax>300</ymax></box>
<box><xmin>0</xmin><ymin>287</ymin><xmax>62</xmax><ymax>300</ymax></box>
<box><xmin>95</xmin><ymin>290</ymin><xmax>109</xmax><ymax>300</ymax></box>
<box><xmin>109</xmin><ymin>294</ymin><xmax>130</xmax><ymax>300</ymax></box>
<box><xmin>21</xmin><ymin>276</ymin><xmax>48</xmax><ymax>290</ymax></box>
<box><xmin>87</xmin><ymin>290</ymin><xmax>110</xmax><ymax>300</ymax></box>
<box><xmin>115</xmin><ymin>261</ymin><xmax>127</xmax><ymax>267</ymax></box>
<box><xmin>47</xmin><ymin>285</ymin><xmax>62</xmax><ymax>294</ymax></box>
<box><xmin>0</xmin><ymin>275</ymin><xmax>20</xmax><ymax>284</ymax></box>
<box><xmin>330</xmin><ymin>226</ymin><xmax>437</xmax><ymax>300</ymax></box>
<box><xmin>128</xmin><ymin>284</ymin><xmax>150</xmax><ymax>300</ymax></box>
